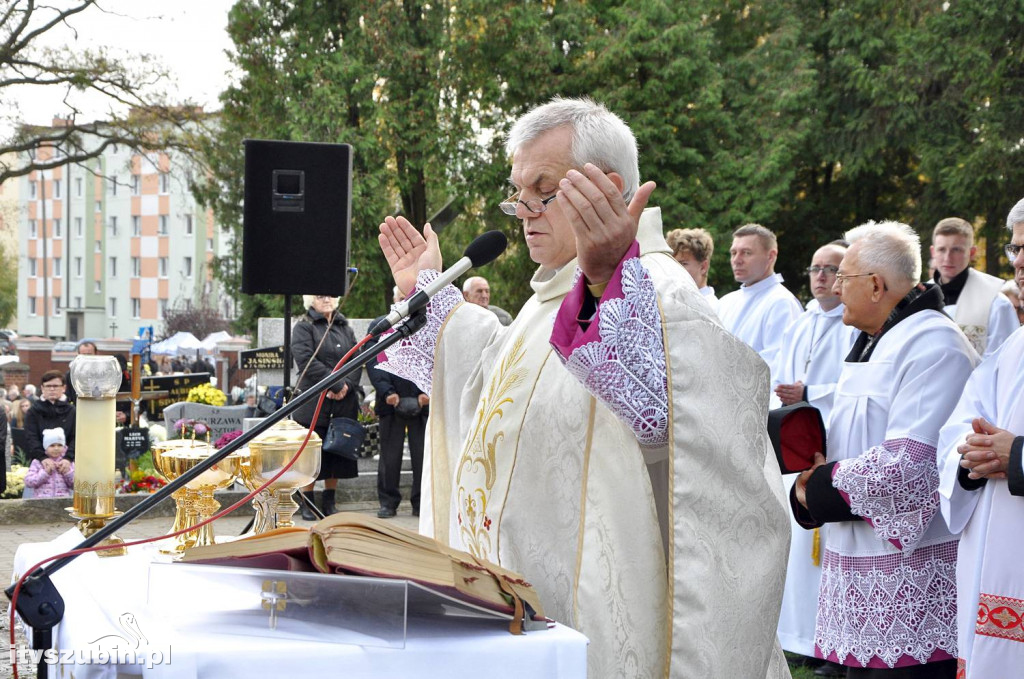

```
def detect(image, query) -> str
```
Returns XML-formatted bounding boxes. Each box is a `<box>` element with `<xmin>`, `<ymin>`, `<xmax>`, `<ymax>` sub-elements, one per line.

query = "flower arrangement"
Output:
<box><xmin>174</xmin><ymin>418</ymin><xmax>210</xmax><ymax>440</ymax></box>
<box><xmin>148</xmin><ymin>423</ymin><xmax>168</xmax><ymax>444</ymax></box>
<box><xmin>358</xmin><ymin>404</ymin><xmax>378</xmax><ymax>425</ymax></box>
<box><xmin>214</xmin><ymin>430</ymin><xmax>243</xmax><ymax>448</ymax></box>
<box><xmin>186</xmin><ymin>383</ymin><xmax>227</xmax><ymax>407</ymax></box>
<box><xmin>2</xmin><ymin>465</ymin><xmax>28</xmax><ymax>499</ymax></box>
<box><xmin>120</xmin><ymin>471</ymin><xmax>167</xmax><ymax>494</ymax></box>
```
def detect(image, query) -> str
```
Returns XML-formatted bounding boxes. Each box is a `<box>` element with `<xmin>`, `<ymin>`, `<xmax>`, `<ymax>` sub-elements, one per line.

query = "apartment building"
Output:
<box><xmin>16</xmin><ymin>126</ymin><xmax>234</xmax><ymax>340</ymax></box>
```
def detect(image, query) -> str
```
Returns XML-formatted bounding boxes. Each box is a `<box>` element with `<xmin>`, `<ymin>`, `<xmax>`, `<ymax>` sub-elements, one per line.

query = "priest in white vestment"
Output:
<box><xmin>930</xmin><ymin>217</ymin><xmax>1018</xmax><ymax>356</ymax></box>
<box><xmin>792</xmin><ymin>221</ymin><xmax>978</xmax><ymax>678</ymax></box>
<box><xmin>376</xmin><ymin>98</ymin><xmax>791</xmax><ymax>679</ymax></box>
<box><xmin>937</xmin><ymin>199</ymin><xmax>1024</xmax><ymax>679</ymax></box>
<box><xmin>666</xmin><ymin>227</ymin><xmax>719</xmax><ymax>315</ymax></box>
<box><xmin>718</xmin><ymin>224</ymin><xmax>803</xmax><ymax>370</ymax></box>
<box><xmin>771</xmin><ymin>243</ymin><xmax>858</xmax><ymax>663</ymax></box>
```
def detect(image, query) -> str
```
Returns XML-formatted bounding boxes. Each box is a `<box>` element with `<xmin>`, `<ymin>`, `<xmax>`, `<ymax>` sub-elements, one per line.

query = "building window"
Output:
<box><xmin>131</xmin><ymin>298</ymin><xmax>140</xmax><ymax>319</ymax></box>
<box><xmin>53</xmin><ymin>218</ymin><xmax>61</xmax><ymax>238</ymax></box>
<box><xmin>158</xmin><ymin>257</ymin><xmax>168</xmax><ymax>278</ymax></box>
<box><xmin>131</xmin><ymin>175</ymin><xmax>140</xmax><ymax>195</ymax></box>
<box><xmin>159</xmin><ymin>215</ymin><xmax>168</xmax><ymax>235</ymax></box>
<box><xmin>183</xmin><ymin>256</ymin><xmax>193</xmax><ymax>278</ymax></box>
<box><xmin>54</xmin><ymin>296</ymin><xmax>62</xmax><ymax>316</ymax></box>
<box><xmin>206</xmin><ymin>238</ymin><xmax>214</xmax><ymax>251</ymax></box>
<box><xmin>131</xmin><ymin>257</ymin><xmax>140</xmax><ymax>277</ymax></box>
<box><xmin>29</xmin><ymin>180</ymin><xmax>37</xmax><ymax>198</ymax></box>
<box><xmin>29</xmin><ymin>220</ymin><xmax>37</xmax><ymax>238</ymax></box>
<box><xmin>53</xmin><ymin>179</ymin><xmax>61</xmax><ymax>198</ymax></box>
<box><xmin>95</xmin><ymin>200</ymin><xmax>101</xmax><ymax>213</ymax></box>
<box><xmin>74</xmin><ymin>296</ymin><xmax>82</xmax><ymax>309</ymax></box>
<box><xmin>159</xmin><ymin>172</ymin><xmax>169</xmax><ymax>193</ymax></box>
<box><xmin>185</xmin><ymin>214</ymin><xmax>193</xmax><ymax>235</ymax></box>
<box><xmin>94</xmin><ymin>239</ymin><xmax>101</xmax><ymax>253</ymax></box>
<box><xmin>109</xmin><ymin>175</ymin><xmax>117</xmax><ymax>196</ymax></box>
<box><xmin>29</xmin><ymin>298</ymin><xmax>36</xmax><ymax>316</ymax></box>
<box><xmin>75</xmin><ymin>177</ymin><xmax>83</xmax><ymax>197</ymax></box>
<box><xmin>74</xmin><ymin>217</ymin><xmax>83</xmax><ymax>237</ymax></box>
<box><xmin>132</xmin><ymin>216</ymin><xmax>141</xmax><ymax>236</ymax></box>
<box><xmin>109</xmin><ymin>256</ymin><xmax>117</xmax><ymax>278</ymax></box>
<box><xmin>204</xmin><ymin>280</ymin><xmax>212</xmax><ymax>295</ymax></box>
<box><xmin>94</xmin><ymin>280</ymin><xmax>101</xmax><ymax>293</ymax></box>
<box><xmin>75</xmin><ymin>257</ymin><xmax>82</xmax><ymax>278</ymax></box>
<box><xmin>109</xmin><ymin>216</ymin><xmax>118</xmax><ymax>236</ymax></box>
<box><xmin>29</xmin><ymin>258</ymin><xmax>36</xmax><ymax>277</ymax></box>
<box><xmin>53</xmin><ymin>257</ymin><xmax>61</xmax><ymax>277</ymax></box>
<box><xmin>109</xmin><ymin>297</ymin><xmax>117</xmax><ymax>316</ymax></box>
<box><xmin>158</xmin><ymin>299</ymin><xmax>168</xmax><ymax>319</ymax></box>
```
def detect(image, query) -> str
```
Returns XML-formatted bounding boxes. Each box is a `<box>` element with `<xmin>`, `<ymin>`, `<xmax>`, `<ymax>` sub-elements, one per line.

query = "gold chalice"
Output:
<box><xmin>244</xmin><ymin>419</ymin><xmax>321</xmax><ymax>531</ymax></box>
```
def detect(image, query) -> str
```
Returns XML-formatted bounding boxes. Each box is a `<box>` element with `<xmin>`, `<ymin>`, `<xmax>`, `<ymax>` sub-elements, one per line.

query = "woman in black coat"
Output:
<box><xmin>292</xmin><ymin>294</ymin><xmax>361</xmax><ymax>519</ymax></box>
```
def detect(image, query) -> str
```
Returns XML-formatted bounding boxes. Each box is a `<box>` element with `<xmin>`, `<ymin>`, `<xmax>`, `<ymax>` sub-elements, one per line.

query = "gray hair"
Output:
<box><xmin>462</xmin><ymin>276</ymin><xmax>486</xmax><ymax>293</ymax></box>
<box><xmin>505</xmin><ymin>97</ymin><xmax>640</xmax><ymax>203</ymax></box>
<box><xmin>1007</xmin><ymin>197</ymin><xmax>1024</xmax><ymax>230</ymax></box>
<box><xmin>843</xmin><ymin>220</ymin><xmax>922</xmax><ymax>284</ymax></box>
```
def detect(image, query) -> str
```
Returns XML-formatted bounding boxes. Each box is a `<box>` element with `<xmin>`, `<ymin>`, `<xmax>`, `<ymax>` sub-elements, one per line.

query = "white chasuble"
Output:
<box><xmin>938</xmin><ymin>326</ymin><xmax>1024</xmax><ymax>678</ymax></box>
<box><xmin>379</xmin><ymin>209</ymin><xmax>791</xmax><ymax>679</ymax></box>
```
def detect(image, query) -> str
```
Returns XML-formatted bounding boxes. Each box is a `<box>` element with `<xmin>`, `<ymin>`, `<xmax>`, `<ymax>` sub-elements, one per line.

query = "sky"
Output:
<box><xmin>5</xmin><ymin>0</ymin><xmax>238</xmax><ymax>134</ymax></box>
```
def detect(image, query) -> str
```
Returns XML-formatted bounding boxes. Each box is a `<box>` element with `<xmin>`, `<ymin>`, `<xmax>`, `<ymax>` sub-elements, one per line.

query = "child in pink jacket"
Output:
<box><xmin>24</xmin><ymin>427</ymin><xmax>74</xmax><ymax>498</ymax></box>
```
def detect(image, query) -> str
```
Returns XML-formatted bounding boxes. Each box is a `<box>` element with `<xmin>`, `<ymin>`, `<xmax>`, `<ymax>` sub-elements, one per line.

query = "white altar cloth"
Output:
<box><xmin>11</xmin><ymin>529</ymin><xmax>588</xmax><ymax>679</ymax></box>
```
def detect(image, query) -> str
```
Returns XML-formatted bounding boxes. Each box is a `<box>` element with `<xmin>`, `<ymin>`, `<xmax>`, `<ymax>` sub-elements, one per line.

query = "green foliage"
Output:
<box><xmin>0</xmin><ymin>241</ymin><xmax>17</xmax><ymax>328</ymax></box>
<box><xmin>199</xmin><ymin>0</ymin><xmax>1024</xmax><ymax>322</ymax></box>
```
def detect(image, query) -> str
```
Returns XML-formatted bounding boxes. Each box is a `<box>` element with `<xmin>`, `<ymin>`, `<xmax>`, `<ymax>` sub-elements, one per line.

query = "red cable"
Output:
<box><xmin>8</xmin><ymin>333</ymin><xmax>374</xmax><ymax>678</ymax></box>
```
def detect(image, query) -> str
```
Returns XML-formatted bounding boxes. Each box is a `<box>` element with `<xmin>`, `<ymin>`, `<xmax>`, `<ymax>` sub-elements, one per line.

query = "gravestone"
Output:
<box><xmin>163</xmin><ymin>402</ymin><xmax>248</xmax><ymax>442</ymax></box>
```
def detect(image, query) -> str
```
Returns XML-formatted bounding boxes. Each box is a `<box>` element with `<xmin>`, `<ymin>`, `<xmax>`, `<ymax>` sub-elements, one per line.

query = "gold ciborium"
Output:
<box><xmin>244</xmin><ymin>419</ymin><xmax>321</xmax><ymax>532</ymax></box>
<box><xmin>153</xmin><ymin>439</ymin><xmax>245</xmax><ymax>552</ymax></box>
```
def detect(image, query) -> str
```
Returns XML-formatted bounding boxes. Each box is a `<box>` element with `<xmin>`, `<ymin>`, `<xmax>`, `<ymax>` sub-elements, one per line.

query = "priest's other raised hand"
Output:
<box><xmin>556</xmin><ymin>163</ymin><xmax>655</xmax><ymax>286</ymax></box>
<box><xmin>378</xmin><ymin>216</ymin><xmax>441</xmax><ymax>295</ymax></box>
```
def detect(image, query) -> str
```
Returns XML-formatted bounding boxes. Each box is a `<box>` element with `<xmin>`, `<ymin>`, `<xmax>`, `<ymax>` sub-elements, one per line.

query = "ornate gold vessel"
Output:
<box><xmin>243</xmin><ymin>419</ymin><xmax>321</xmax><ymax>531</ymax></box>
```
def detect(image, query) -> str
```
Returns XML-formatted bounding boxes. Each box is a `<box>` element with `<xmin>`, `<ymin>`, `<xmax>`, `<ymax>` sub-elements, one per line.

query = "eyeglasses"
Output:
<box><xmin>834</xmin><ymin>272</ymin><xmax>876</xmax><ymax>285</ymax></box>
<box><xmin>805</xmin><ymin>265</ymin><xmax>839</xmax><ymax>276</ymax></box>
<box><xmin>313</xmin><ymin>295</ymin><xmax>334</xmax><ymax>301</ymax></box>
<box><xmin>1005</xmin><ymin>243</ymin><xmax>1024</xmax><ymax>259</ymax></box>
<box><xmin>498</xmin><ymin>192</ymin><xmax>557</xmax><ymax>216</ymax></box>
<box><xmin>42</xmin><ymin>383</ymin><xmax>64</xmax><ymax>389</ymax></box>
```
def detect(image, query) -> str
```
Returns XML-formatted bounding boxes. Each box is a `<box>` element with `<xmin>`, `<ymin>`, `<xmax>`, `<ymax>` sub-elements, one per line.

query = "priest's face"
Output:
<box><xmin>809</xmin><ymin>246</ymin><xmax>844</xmax><ymax>309</ymax></box>
<box><xmin>730</xmin><ymin>235</ymin><xmax>776</xmax><ymax>285</ymax></box>
<box><xmin>930</xmin><ymin>233</ymin><xmax>975</xmax><ymax>284</ymax></box>
<box><xmin>509</xmin><ymin>126</ymin><xmax>579</xmax><ymax>270</ymax></box>
<box><xmin>1012</xmin><ymin>222</ymin><xmax>1024</xmax><ymax>295</ymax></box>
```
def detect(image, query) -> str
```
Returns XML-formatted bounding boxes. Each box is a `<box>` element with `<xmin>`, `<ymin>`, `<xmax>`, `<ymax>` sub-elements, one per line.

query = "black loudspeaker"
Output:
<box><xmin>242</xmin><ymin>139</ymin><xmax>353</xmax><ymax>296</ymax></box>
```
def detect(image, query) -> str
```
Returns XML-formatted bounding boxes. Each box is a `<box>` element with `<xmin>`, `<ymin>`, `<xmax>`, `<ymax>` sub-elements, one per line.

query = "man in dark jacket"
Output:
<box><xmin>24</xmin><ymin>370</ymin><xmax>76</xmax><ymax>461</ymax></box>
<box><xmin>367</xmin><ymin>298</ymin><xmax>429</xmax><ymax>519</ymax></box>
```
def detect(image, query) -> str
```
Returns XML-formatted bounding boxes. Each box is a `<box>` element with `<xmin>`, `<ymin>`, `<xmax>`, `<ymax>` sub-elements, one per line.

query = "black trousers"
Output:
<box><xmin>846</xmin><ymin>659</ymin><xmax>957</xmax><ymax>679</ymax></box>
<box><xmin>376</xmin><ymin>413</ymin><xmax>425</xmax><ymax>512</ymax></box>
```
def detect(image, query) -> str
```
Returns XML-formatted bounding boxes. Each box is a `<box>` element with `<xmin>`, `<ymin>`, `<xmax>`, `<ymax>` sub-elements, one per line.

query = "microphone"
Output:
<box><xmin>369</xmin><ymin>230</ymin><xmax>508</xmax><ymax>337</ymax></box>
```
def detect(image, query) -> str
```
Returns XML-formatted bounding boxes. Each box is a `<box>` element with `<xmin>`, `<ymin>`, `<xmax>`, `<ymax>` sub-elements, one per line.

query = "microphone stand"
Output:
<box><xmin>5</xmin><ymin>310</ymin><xmax>428</xmax><ymax>678</ymax></box>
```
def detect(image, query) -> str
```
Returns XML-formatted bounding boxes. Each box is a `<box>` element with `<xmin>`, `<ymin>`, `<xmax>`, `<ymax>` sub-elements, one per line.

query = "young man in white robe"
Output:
<box><xmin>718</xmin><ymin>224</ymin><xmax>803</xmax><ymax>370</ymax></box>
<box><xmin>376</xmin><ymin>97</ymin><xmax>792</xmax><ymax>679</ymax></box>
<box><xmin>666</xmin><ymin>227</ymin><xmax>719</xmax><ymax>314</ymax></box>
<box><xmin>930</xmin><ymin>217</ymin><xmax>1018</xmax><ymax>356</ymax></box>
<box><xmin>937</xmin><ymin>197</ymin><xmax>1024</xmax><ymax>678</ymax></box>
<box><xmin>792</xmin><ymin>221</ymin><xmax>978</xmax><ymax>678</ymax></box>
<box><xmin>772</xmin><ymin>242</ymin><xmax>858</xmax><ymax>672</ymax></box>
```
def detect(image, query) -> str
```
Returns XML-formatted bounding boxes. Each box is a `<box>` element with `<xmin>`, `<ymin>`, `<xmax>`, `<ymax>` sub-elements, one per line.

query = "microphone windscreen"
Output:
<box><xmin>463</xmin><ymin>230</ymin><xmax>508</xmax><ymax>268</ymax></box>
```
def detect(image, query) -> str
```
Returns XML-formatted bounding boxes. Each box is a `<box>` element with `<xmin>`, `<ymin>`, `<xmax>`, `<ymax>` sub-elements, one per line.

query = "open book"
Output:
<box><xmin>181</xmin><ymin>512</ymin><xmax>545</xmax><ymax>633</ymax></box>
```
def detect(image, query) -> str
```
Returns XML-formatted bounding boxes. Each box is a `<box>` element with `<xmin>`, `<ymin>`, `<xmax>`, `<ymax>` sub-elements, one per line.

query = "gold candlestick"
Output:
<box><xmin>68</xmin><ymin>355</ymin><xmax>126</xmax><ymax>557</ymax></box>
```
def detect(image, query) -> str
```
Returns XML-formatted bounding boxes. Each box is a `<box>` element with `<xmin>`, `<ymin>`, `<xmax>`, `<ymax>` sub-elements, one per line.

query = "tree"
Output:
<box><xmin>161</xmin><ymin>291</ymin><xmax>230</xmax><ymax>340</ymax></box>
<box><xmin>0</xmin><ymin>0</ymin><xmax>208</xmax><ymax>183</ymax></box>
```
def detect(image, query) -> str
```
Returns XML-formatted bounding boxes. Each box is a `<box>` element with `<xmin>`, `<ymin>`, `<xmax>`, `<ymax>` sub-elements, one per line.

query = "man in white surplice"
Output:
<box><xmin>792</xmin><ymin>221</ymin><xmax>978</xmax><ymax>678</ymax></box>
<box><xmin>771</xmin><ymin>242</ymin><xmax>857</xmax><ymax>665</ymax></box>
<box><xmin>938</xmin><ymin>197</ymin><xmax>1024</xmax><ymax>679</ymax></box>
<box><xmin>718</xmin><ymin>224</ymin><xmax>803</xmax><ymax>370</ymax></box>
<box><xmin>930</xmin><ymin>217</ymin><xmax>1018</xmax><ymax>357</ymax></box>
<box><xmin>376</xmin><ymin>98</ymin><xmax>791</xmax><ymax>678</ymax></box>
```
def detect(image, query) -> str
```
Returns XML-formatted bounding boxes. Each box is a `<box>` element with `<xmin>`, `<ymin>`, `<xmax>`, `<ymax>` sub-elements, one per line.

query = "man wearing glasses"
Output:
<box><xmin>930</xmin><ymin>217</ymin><xmax>1018</xmax><ymax>356</ymax></box>
<box><xmin>938</xmin><ymin>196</ymin><xmax>1024</xmax><ymax>678</ymax></box>
<box><xmin>376</xmin><ymin>97</ymin><xmax>790</xmax><ymax>678</ymax></box>
<box><xmin>793</xmin><ymin>221</ymin><xmax>977</xmax><ymax>678</ymax></box>
<box><xmin>771</xmin><ymin>241</ymin><xmax>857</xmax><ymax>675</ymax></box>
<box><xmin>24</xmin><ymin>369</ymin><xmax>76</xmax><ymax>464</ymax></box>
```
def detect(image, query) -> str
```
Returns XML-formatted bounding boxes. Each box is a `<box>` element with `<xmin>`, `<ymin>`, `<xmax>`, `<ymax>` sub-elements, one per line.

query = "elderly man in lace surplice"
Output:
<box><xmin>375</xmin><ymin>98</ymin><xmax>791</xmax><ymax>678</ymax></box>
<box><xmin>793</xmin><ymin>221</ymin><xmax>978</xmax><ymax>678</ymax></box>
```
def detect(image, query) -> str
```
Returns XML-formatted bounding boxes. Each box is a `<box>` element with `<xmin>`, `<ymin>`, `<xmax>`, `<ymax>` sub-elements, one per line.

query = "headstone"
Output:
<box><xmin>163</xmin><ymin>402</ymin><xmax>248</xmax><ymax>442</ymax></box>
<box><xmin>118</xmin><ymin>426</ymin><xmax>150</xmax><ymax>461</ymax></box>
<box><xmin>140</xmin><ymin>373</ymin><xmax>212</xmax><ymax>419</ymax></box>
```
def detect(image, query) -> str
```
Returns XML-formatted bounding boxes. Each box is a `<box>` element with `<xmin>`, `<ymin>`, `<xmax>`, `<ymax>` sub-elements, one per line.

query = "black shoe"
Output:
<box><xmin>300</xmin><ymin>491</ymin><xmax>317</xmax><ymax>521</ymax></box>
<box><xmin>320</xmin><ymin>489</ymin><xmax>337</xmax><ymax>517</ymax></box>
<box><xmin>813</xmin><ymin>661</ymin><xmax>845</xmax><ymax>677</ymax></box>
<box><xmin>377</xmin><ymin>506</ymin><xmax>397</xmax><ymax>519</ymax></box>
<box><xmin>412</xmin><ymin>507</ymin><xmax>420</xmax><ymax>517</ymax></box>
